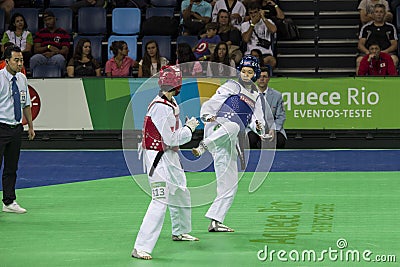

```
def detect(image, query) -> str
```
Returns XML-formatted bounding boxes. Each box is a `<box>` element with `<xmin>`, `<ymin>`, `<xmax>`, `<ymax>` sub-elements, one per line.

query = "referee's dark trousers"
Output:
<box><xmin>0</xmin><ymin>123</ymin><xmax>22</xmax><ymax>205</ymax></box>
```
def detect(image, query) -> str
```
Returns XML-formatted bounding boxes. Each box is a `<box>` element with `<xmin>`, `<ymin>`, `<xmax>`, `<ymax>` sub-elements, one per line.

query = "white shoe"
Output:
<box><xmin>172</xmin><ymin>233</ymin><xmax>199</xmax><ymax>241</ymax></box>
<box><xmin>192</xmin><ymin>141</ymin><xmax>207</xmax><ymax>157</ymax></box>
<box><xmin>3</xmin><ymin>201</ymin><xmax>27</xmax><ymax>214</ymax></box>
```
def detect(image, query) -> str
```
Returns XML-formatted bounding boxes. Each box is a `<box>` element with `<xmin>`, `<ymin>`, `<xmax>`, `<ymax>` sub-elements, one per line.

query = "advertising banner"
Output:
<box><xmin>270</xmin><ymin>77</ymin><xmax>400</xmax><ymax>129</ymax></box>
<box><xmin>27</xmin><ymin>77</ymin><xmax>400</xmax><ymax>131</ymax></box>
<box><xmin>27</xmin><ymin>79</ymin><xmax>93</xmax><ymax>130</ymax></box>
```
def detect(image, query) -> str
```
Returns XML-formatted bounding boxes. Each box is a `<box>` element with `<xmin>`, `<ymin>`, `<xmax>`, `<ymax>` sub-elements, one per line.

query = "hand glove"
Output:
<box><xmin>201</xmin><ymin>114</ymin><xmax>216</xmax><ymax>123</ymax></box>
<box><xmin>185</xmin><ymin>117</ymin><xmax>200</xmax><ymax>132</ymax></box>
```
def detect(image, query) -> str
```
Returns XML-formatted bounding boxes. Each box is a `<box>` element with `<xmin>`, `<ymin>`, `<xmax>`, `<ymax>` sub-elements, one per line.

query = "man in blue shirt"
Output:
<box><xmin>181</xmin><ymin>0</ymin><xmax>212</xmax><ymax>35</ymax></box>
<box><xmin>0</xmin><ymin>45</ymin><xmax>35</xmax><ymax>214</ymax></box>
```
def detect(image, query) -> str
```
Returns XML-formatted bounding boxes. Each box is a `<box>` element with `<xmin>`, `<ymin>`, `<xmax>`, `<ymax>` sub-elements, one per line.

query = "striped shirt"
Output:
<box><xmin>34</xmin><ymin>28</ymin><xmax>70</xmax><ymax>49</ymax></box>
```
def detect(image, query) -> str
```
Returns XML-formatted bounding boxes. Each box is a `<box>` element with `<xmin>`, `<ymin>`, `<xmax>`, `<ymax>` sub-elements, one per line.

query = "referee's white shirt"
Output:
<box><xmin>0</xmin><ymin>68</ymin><xmax>31</xmax><ymax>125</ymax></box>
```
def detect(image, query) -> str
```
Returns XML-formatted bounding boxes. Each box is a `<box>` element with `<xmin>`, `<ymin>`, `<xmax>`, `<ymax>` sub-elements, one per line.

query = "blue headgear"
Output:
<box><xmin>237</xmin><ymin>55</ymin><xmax>261</xmax><ymax>82</ymax></box>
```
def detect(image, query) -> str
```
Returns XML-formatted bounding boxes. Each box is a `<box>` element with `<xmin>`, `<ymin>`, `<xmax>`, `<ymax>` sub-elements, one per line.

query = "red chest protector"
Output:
<box><xmin>142</xmin><ymin>96</ymin><xmax>180</xmax><ymax>151</ymax></box>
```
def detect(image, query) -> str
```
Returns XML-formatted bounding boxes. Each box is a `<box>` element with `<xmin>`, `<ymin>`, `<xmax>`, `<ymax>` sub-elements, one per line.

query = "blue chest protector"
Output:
<box><xmin>216</xmin><ymin>83</ymin><xmax>256</xmax><ymax>130</ymax></box>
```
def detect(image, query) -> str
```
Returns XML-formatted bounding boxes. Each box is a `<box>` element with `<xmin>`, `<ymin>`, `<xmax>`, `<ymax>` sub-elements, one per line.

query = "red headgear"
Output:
<box><xmin>158</xmin><ymin>65</ymin><xmax>182</xmax><ymax>94</ymax></box>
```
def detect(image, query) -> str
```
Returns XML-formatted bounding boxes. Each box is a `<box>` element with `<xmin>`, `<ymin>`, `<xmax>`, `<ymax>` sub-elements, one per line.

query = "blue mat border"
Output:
<box><xmin>0</xmin><ymin>149</ymin><xmax>398</xmax><ymax>189</ymax></box>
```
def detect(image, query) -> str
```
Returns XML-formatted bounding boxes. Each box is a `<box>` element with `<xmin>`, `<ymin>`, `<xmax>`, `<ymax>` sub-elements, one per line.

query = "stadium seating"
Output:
<box><xmin>398</xmin><ymin>33</ymin><xmax>400</xmax><ymax>61</ymax></box>
<box><xmin>112</xmin><ymin>8</ymin><xmax>141</xmax><ymax>35</ymax></box>
<box><xmin>32</xmin><ymin>65</ymin><xmax>62</xmax><ymax>78</ymax></box>
<box><xmin>142</xmin><ymin>36</ymin><xmax>172</xmax><ymax>60</ymax></box>
<box><xmin>0</xmin><ymin>9</ymin><xmax>4</xmax><ymax>35</ymax></box>
<box><xmin>176</xmin><ymin>35</ymin><xmax>199</xmax><ymax>49</ymax></box>
<box><xmin>150</xmin><ymin>0</ymin><xmax>177</xmax><ymax>7</ymax></box>
<box><xmin>397</xmin><ymin>6</ymin><xmax>400</xmax><ymax>31</ymax></box>
<box><xmin>49</xmin><ymin>0</ymin><xmax>76</xmax><ymax>7</ymax></box>
<box><xmin>45</xmin><ymin>8</ymin><xmax>73</xmax><ymax>33</ymax></box>
<box><xmin>11</xmin><ymin>8</ymin><xmax>39</xmax><ymax>34</ymax></box>
<box><xmin>77</xmin><ymin>7</ymin><xmax>107</xmax><ymax>35</ymax></box>
<box><xmin>73</xmin><ymin>35</ymin><xmax>104</xmax><ymax>64</ymax></box>
<box><xmin>108</xmin><ymin>35</ymin><xmax>138</xmax><ymax>60</ymax></box>
<box><xmin>145</xmin><ymin>7</ymin><xmax>175</xmax><ymax>19</ymax></box>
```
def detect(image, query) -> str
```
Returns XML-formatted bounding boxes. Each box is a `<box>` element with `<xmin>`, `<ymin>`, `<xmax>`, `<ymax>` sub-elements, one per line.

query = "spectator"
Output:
<box><xmin>30</xmin><ymin>11</ymin><xmax>70</xmax><ymax>75</ymax></box>
<box><xmin>67</xmin><ymin>38</ymin><xmax>101</xmax><ymax>77</ymax></box>
<box><xmin>358</xmin><ymin>0</ymin><xmax>392</xmax><ymax>25</ymax></box>
<box><xmin>138</xmin><ymin>40</ymin><xmax>169</xmax><ymax>78</ymax></box>
<box><xmin>0</xmin><ymin>0</ymin><xmax>14</xmax><ymax>23</ymax></box>
<box><xmin>212</xmin><ymin>0</ymin><xmax>246</xmax><ymax>30</ymax></box>
<box><xmin>261</xmin><ymin>0</ymin><xmax>291</xmax><ymax>40</ymax></box>
<box><xmin>70</xmin><ymin>0</ymin><xmax>106</xmax><ymax>14</ymax></box>
<box><xmin>105</xmin><ymin>40</ymin><xmax>137</xmax><ymax>77</ymax></box>
<box><xmin>1</xmin><ymin>13</ymin><xmax>33</xmax><ymax>66</ymax></box>
<box><xmin>248</xmin><ymin>67</ymin><xmax>287</xmax><ymax>149</ymax></box>
<box><xmin>241</xmin><ymin>2</ymin><xmax>277</xmax><ymax>69</ymax></box>
<box><xmin>0</xmin><ymin>42</ymin><xmax>27</xmax><ymax>75</ymax></box>
<box><xmin>176</xmin><ymin>42</ymin><xmax>203</xmax><ymax>76</ymax></box>
<box><xmin>250</xmin><ymin>48</ymin><xmax>266</xmax><ymax>68</ymax></box>
<box><xmin>215</xmin><ymin>9</ymin><xmax>243</xmax><ymax>65</ymax></box>
<box><xmin>357</xmin><ymin>4</ymin><xmax>398</xmax><ymax>73</ymax></box>
<box><xmin>205</xmin><ymin>0</ymin><xmax>217</xmax><ymax>6</ymax></box>
<box><xmin>181</xmin><ymin>0</ymin><xmax>212</xmax><ymax>36</ymax></box>
<box><xmin>243</xmin><ymin>0</ymin><xmax>261</xmax><ymax>22</ymax></box>
<box><xmin>193</xmin><ymin>22</ymin><xmax>221</xmax><ymax>60</ymax></box>
<box><xmin>261</xmin><ymin>0</ymin><xmax>284</xmax><ymax>22</ymax></box>
<box><xmin>206</xmin><ymin>41</ymin><xmax>236</xmax><ymax>77</ymax></box>
<box><xmin>358</xmin><ymin>42</ymin><xmax>398</xmax><ymax>75</ymax></box>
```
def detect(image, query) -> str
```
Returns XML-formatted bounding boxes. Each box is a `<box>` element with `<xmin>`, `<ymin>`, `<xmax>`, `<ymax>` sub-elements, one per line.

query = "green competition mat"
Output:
<box><xmin>1</xmin><ymin>172</ymin><xmax>399</xmax><ymax>266</ymax></box>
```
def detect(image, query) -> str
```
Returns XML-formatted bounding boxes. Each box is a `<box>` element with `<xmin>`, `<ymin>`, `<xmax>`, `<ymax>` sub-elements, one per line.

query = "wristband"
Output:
<box><xmin>250</xmin><ymin>23</ymin><xmax>255</xmax><ymax>27</ymax></box>
<box><xmin>203</xmin><ymin>55</ymin><xmax>207</xmax><ymax>60</ymax></box>
<box><xmin>47</xmin><ymin>44</ymin><xmax>51</xmax><ymax>49</ymax></box>
<box><xmin>274</xmin><ymin>4</ymin><xmax>278</xmax><ymax>8</ymax></box>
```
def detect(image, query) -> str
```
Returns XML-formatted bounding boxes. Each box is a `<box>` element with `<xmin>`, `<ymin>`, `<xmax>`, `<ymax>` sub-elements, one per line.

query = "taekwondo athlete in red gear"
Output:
<box><xmin>192</xmin><ymin>55</ymin><xmax>266</xmax><ymax>232</ymax></box>
<box><xmin>132</xmin><ymin>66</ymin><xmax>200</xmax><ymax>260</ymax></box>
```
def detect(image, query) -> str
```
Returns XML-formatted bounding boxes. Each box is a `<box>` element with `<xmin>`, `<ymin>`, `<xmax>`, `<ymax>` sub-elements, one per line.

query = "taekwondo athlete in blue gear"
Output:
<box><xmin>192</xmin><ymin>55</ymin><xmax>265</xmax><ymax>232</ymax></box>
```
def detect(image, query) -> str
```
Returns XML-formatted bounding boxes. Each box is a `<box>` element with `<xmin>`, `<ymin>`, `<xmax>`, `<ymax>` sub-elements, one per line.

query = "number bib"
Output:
<box><xmin>151</xmin><ymin>181</ymin><xmax>166</xmax><ymax>199</ymax></box>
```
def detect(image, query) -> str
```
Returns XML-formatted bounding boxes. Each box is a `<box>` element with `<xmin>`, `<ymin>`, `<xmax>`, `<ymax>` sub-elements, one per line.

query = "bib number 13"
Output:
<box><xmin>151</xmin><ymin>182</ymin><xmax>166</xmax><ymax>199</ymax></box>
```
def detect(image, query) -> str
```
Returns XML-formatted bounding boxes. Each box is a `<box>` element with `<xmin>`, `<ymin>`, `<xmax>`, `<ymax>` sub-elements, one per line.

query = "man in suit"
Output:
<box><xmin>248</xmin><ymin>67</ymin><xmax>286</xmax><ymax>148</ymax></box>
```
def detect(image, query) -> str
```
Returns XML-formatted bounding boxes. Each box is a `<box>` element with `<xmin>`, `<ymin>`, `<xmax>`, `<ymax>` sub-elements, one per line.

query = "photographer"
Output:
<box><xmin>241</xmin><ymin>2</ymin><xmax>277</xmax><ymax>69</ymax></box>
<box><xmin>261</xmin><ymin>0</ymin><xmax>285</xmax><ymax>21</ymax></box>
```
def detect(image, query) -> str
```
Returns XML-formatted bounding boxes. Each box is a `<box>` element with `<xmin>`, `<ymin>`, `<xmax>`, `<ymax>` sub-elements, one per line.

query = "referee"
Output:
<box><xmin>0</xmin><ymin>45</ymin><xmax>35</xmax><ymax>214</ymax></box>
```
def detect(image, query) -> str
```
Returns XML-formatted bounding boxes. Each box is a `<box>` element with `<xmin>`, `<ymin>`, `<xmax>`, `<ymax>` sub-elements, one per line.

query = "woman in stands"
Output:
<box><xmin>1</xmin><ymin>12</ymin><xmax>33</xmax><ymax>66</ymax></box>
<box><xmin>138</xmin><ymin>40</ymin><xmax>169</xmax><ymax>78</ymax></box>
<box><xmin>212</xmin><ymin>0</ymin><xmax>246</xmax><ymax>30</ymax></box>
<box><xmin>251</xmin><ymin>48</ymin><xmax>266</xmax><ymax>68</ymax></box>
<box><xmin>67</xmin><ymin>38</ymin><xmax>101</xmax><ymax>77</ymax></box>
<box><xmin>105</xmin><ymin>40</ymin><xmax>137</xmax><ymax>77</ymax></box>
<box><xmin>215</xmin><ymin>9</ymin><xmax>243</xmax><ymax>65</ymax></box>
<box><xmin>176</xmin><ymin>42</ymin><xmax>203</xmax><ymax>77</ymax></box>
<box><xmin>206</xmin><ymin>41</ymin><xmax>236</xmax><ymax>77</ymax></box>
